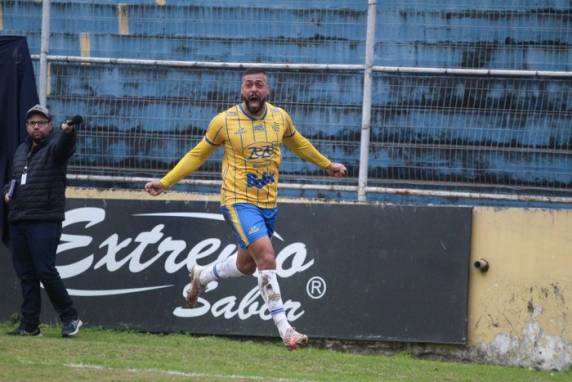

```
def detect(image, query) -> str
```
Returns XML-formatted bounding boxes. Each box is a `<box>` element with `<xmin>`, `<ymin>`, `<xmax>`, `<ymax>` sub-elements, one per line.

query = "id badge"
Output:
<box><xmin>20</xmin><ymin>173</ymin><xmax>27</xmax><ymax>185</ymax></box>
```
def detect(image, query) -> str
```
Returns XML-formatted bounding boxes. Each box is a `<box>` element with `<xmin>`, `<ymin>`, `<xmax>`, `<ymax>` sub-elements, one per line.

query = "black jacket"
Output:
<box><xmin>4</xmin><ymin>128</ymin><xmax>76</xmax><ymax>222</ymax></box>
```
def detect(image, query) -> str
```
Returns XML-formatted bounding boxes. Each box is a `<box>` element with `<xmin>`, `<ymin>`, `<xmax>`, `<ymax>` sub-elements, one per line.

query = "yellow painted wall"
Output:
<box><xmin>468</xmin><ymin>207</ymin><xmax>572</xmax><ymax>348</ymax></box>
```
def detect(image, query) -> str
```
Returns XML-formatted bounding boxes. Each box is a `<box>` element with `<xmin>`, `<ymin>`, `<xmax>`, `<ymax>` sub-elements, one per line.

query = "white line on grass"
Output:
<box><xmin>65</xmin><ymin>363</ymin><xmax>317</xmax><ymax>382</ymax></box>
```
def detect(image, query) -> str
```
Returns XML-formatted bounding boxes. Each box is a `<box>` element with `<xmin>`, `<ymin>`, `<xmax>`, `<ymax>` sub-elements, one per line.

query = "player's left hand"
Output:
<box><xmin>326</xmin><ymin>162</ymin><xmax>347</xmax><ymax>177</ymax></box>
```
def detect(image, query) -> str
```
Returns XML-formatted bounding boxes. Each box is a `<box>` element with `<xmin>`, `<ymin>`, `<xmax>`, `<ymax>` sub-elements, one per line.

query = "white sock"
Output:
<box><xmin>199</xmin><ymin>254</ymin><xmax>245</xmax><ymax>285</ymax></box>
<box><xmin>258</xmin><ymin>269</ymin><xmax>292</xmax><ymax>339</ymax></box>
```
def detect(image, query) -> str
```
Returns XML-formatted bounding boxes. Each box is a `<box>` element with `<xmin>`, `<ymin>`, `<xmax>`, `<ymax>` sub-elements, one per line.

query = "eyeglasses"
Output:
<box><xmin>27</xmin><ymin>120</ymin><xmax>49</xmax><ymax>126</ymax></box>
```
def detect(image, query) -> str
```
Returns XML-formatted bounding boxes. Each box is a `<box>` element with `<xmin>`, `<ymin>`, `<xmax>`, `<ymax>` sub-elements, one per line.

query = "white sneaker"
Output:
<box><xmin>186</xmin><ymin>265</ymin><xmax>204</xmax><ymax>308</ymax></box>
<box><xmin>283</xmin><ymin>327</ymin><xmax>309</xmax><ymax>350</ymax></box>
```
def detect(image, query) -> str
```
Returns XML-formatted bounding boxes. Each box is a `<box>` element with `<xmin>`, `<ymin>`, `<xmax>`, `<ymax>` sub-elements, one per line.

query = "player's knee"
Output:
<box><xmin>256</xmin><ymin>253</ymin><xmax>276</xmax><ymax>270</ymax></box>
<box><xmin>248</xmin><ymin>238</ymin><xmax>276</xmax><ymax>270</ymax></box>
<box><xmin>238</xmin><ymin>260</ymin><xmax>256</xmax><ymax>275</ymax></box>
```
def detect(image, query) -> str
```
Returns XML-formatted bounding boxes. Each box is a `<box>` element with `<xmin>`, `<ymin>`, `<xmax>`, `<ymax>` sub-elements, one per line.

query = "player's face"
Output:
<box><xmin>241</xmin><ymin>73</ymin><xmax>269</xmax><ymax>115</ymax></box>
<box><xmin>26</xmin><ymin>114</ymin><xmax>53</xmax><ymax>142</ymax></box>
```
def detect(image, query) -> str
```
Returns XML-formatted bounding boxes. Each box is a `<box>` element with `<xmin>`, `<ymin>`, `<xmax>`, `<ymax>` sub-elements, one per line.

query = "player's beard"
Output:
<box><xmin>242</xmin><ymin>94</ymin><xmax>267</xmax><ymax>116</ymax></box>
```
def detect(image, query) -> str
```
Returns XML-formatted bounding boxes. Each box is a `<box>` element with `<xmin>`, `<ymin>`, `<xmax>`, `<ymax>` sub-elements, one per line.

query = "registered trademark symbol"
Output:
<box><xmin>306</xmin><ymin>276</ymin><xmax>326</xmax><ymax>299</ymax></box>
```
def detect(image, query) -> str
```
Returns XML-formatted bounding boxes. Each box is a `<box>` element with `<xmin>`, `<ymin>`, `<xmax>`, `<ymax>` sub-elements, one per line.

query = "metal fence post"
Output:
<box><xmin>39</xmin><ymin>0</ymin><xmax>51</xmax><ymax>107</ymax></box>
<box><xmin>357</xmin><ymin>0</ymin><xmax>377</xmax><ymax>202</ymax></box>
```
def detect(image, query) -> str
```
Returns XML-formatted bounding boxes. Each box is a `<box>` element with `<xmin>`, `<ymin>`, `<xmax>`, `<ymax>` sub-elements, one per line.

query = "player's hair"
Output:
<box><xmin>242</xmin><ymin>68</ymin><xmax>267</xmax><ymax>77</ymax></box>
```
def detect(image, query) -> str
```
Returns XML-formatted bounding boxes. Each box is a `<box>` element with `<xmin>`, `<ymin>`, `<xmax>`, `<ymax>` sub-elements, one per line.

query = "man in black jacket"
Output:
<box><xmin>3</xmin><ymin>104</ymin><xmax>82</xmax><ymax>337</ymax></box>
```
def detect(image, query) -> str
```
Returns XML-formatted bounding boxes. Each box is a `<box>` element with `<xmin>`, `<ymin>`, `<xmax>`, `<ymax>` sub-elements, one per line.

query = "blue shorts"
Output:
<box><xmin>221</xmin><ymin>203</ymin><xmax>278</xmax><ymax>249</ymax></box>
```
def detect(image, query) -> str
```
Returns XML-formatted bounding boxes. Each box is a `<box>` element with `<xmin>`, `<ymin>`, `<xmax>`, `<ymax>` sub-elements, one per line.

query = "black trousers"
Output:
<box><xmin>9</xmin><ymin>221</ymin><xmax>77</xmax><ymax>329</ymax></box>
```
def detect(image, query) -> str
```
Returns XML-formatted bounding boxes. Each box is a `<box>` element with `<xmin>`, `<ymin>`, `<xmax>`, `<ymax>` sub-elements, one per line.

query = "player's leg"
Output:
<box><xmin>248</xmin><ymin>236</ymin><xmax>309</xmax><ymax>350</ymax></box>
<box><xmin>186</xmin><ymin>247</ymin><xmax>254</xmax><ymax>307</ymax></box>
<box><xmin>186</xmin><ymin>205</ymin><xmax>257</xmax><ymax>307</ymax></box>
<box><xmin>236</xmin><ymin>247</ymin><xmax>257</xmax><ymax>275</ymax></box>
<box><xmin>232</xmin><ymin>206</ymin><xmax>307</xmax><ymax>348</ymax></box>
<box><xmin>197</xmin><ymin>247</ymin><xmax>255</xmax><ymax>286</ymax></box>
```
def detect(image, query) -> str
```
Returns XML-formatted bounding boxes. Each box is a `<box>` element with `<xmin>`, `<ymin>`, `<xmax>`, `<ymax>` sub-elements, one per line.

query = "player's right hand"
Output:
<box><xmin>144</xmin><ymin>180</ymin><xmax>166</xmax><ymax>196</ymax></box>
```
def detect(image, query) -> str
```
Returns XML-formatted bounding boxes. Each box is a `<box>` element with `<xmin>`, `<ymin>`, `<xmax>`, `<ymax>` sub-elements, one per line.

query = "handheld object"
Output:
<box><xmin>65</xmin><ymin>115</ymin><xmax>83</xmax><ymax>126</ymax></box>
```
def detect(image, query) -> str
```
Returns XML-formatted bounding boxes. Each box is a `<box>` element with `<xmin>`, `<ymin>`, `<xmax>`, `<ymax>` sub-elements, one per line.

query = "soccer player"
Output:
<box><xmin>144</xmin><ymin>69</ymin><xmax>347</xmax><ymax>349</ymax></box>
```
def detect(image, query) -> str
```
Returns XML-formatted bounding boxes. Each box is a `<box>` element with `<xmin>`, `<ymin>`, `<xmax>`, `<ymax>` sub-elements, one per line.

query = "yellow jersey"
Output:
<box><xmin>160</xmin><ymin>102</ymin><xmax>331</xmax><ymax>208</ymax></box>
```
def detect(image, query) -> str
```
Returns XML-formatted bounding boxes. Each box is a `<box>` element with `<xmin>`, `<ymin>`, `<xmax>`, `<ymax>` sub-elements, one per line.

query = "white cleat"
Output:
<box><xmin>283</xmin><ymin>327</ymin><xmax>309</xmax><ymax>350</ymax></box>
<box><xmin>186</xmin><ymin>265</ymin><xmax>205</xmax><ymax>308</ymax></box>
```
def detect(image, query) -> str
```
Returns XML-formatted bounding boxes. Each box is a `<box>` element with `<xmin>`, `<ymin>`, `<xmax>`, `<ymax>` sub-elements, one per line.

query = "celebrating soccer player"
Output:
<box><xmin>145</xmin><ymin>68</ymin><xmax>347</xmax><ymax>349</ymax></box>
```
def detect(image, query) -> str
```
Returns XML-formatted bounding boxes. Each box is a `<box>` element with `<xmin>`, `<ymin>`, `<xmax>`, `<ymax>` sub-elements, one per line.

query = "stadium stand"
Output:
<box><xmin>1</xmin><ymin>0</ymin><xmax>570</xmax><ymax>205</ymax></box>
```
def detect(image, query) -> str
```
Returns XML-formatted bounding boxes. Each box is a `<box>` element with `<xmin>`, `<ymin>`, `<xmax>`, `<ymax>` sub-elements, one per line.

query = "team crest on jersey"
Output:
<box><xmin>272</xmin><ymin>122</ymin><xmax>280</xmax><ymax>133</ymax></box>
<box><xmin>254</xmin><ymin>124</ymin><xmax>265</xmax><ymax>131</ymax></box>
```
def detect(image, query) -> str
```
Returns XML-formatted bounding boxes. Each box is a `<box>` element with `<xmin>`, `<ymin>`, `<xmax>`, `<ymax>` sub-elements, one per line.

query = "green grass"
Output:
<box><xmin>0</xmin><ymin>322</ymin><xmax>569</xmax><ymax>382</ymax></box>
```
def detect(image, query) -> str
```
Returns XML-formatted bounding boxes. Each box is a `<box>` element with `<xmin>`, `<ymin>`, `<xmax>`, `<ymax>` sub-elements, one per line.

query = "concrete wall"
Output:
<box><xmin>7</xmin><ymin>1</ymin><xmax>570</xmax><ymax>69</ymax></box>
<box><xmin>467</xmin><ymin>207</ymin><xmax>571</xmax><ymax>370</ymax></box>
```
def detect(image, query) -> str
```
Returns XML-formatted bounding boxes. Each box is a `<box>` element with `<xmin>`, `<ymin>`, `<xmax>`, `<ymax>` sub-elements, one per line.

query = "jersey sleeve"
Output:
<box><xmin>204</xmin><ymin>113</ymin><xmax>226</xmax><ymax>146</ymax></box>
<box><xmin>282</xmin><ymin>113</ymin><xmax>331</xmax><ymax>169</ymax></box>
<box><xmin>282</xmin><ymin>111</ymin><xmax>297</xmax><ymax>139</ymax></box>
<box><xmin>160</xmin><ymin>114</ymin><xmax>225</xmax><ymax>188</ymax></box>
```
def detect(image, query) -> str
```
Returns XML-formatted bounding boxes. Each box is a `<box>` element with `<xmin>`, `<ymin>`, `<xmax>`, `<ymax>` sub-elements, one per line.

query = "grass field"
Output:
<box><xmin>0</xmin><ymin>322</ymin><xmax>569</xmax><ymax>382</ymax></box>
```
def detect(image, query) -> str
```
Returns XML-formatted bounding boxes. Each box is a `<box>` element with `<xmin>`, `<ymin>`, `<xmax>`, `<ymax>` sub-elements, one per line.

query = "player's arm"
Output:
<box><xmin>145</xmin><ymin>115</ymin><xmax>225</xmax><ymax>196</ymax></box>
<box><xmin>283</xmin><ymin>117</ymin><xmax>347</xmax><ymax>177</ymax></box>
<box><xmin>283</xmin><ymin>130</ymin><xmax>330</xmax><ymax>168</ymax></box>
<box><xmin>161</xmin><ymin>138</ymin><xmax>218</xmax><ymax>185</ymax></box>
